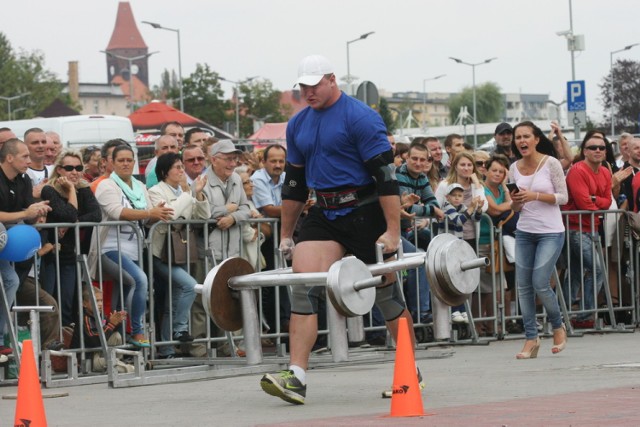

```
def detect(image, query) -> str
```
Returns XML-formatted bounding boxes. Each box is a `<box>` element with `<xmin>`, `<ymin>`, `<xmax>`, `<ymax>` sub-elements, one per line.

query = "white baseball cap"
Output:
<box><xmin>295</xmin><ymin>54</ymin><xmax>334</xmax><ymax>87</ymax></box>
<box><xmin>446</xmin><ymin>183</ymin><xmax>464</xmax><ymax>195</ymax></box>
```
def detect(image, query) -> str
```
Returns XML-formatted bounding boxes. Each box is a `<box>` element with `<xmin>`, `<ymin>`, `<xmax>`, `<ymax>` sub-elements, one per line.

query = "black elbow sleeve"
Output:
<box><xmin>282</xmin><ymin>162</ymin><xmax>309</xmax><ymax>202</ymax></box>
<box><xmin>364</xmin><ymin>151</ymin><xmax>399</xmax><ymax>196</ymax></box>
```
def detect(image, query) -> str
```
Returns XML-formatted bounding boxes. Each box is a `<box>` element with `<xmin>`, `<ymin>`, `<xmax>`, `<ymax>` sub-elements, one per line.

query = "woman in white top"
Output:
<box><xmin>148</xmin><ymin>153</ymin><xmax>210</xmax><ymax>357</ymax></box>
<box><xmin>92</xmin><ymin>145</ymin><xmax>174</xmax><ymax>347</ymax></box>
<box><xmin>509</xmin><ymin>121</ymin><xmax>568</xmax><ymax>359</ymax></box>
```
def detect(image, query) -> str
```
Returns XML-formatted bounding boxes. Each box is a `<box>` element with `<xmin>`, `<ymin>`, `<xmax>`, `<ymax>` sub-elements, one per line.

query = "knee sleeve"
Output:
<box><xmin>290</xmin><ymin>285</ymin><xmax>324</xmax><ymax>315</ymax></box>
<box><xmin>374</xmin><ymin>282</ymin><xmax>406</xmax><ymax>321</ymax></box>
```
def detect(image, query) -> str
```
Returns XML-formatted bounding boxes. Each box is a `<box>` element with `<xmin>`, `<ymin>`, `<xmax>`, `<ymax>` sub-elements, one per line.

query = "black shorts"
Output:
<box><xmin>297</xmin><ymin>202</ymin><xmax>387</xmax><ymax>264</ymax></box>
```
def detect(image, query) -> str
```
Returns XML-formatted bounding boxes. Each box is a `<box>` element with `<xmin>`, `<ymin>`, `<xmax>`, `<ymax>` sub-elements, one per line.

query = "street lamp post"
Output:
<box><xmin>610</xmin><ymin>43</ymin><xmax>639</xmax><ymax>137</ymax></box>
<box><xmin>345</xmin><ymin>31</ymin><xmax>374</xmax><ymax>96</ymax></box>
<box><xmin>142</xmin><ymin>21</ymin><xmax>184</xmax><ymax>112</ymax></box>
<box><xmin>101</xmin><ymin>51</ymin><xmax>158</xmax><ymax>114</ymax></box>
<box><xmin>220</xmin><ymin>76</ymin><xmax>258</xmax><ymax>139</ymax></box>
<box><xmin>556</xmin><ymin>0</ymin><xmax>585</xmax><ymax>140</ymax></box>
<box><xmin>0</xmin><ymin>93</ymin><xmax>30</xmax><ymax>120</ymax></box>
<box><xmin>421</xmin><ymin>74</ymin><xmax>446</xmax><ymax>131</ymax></box>
<box><xmin>449</xmin><ymin>57</ymin><xmax>497</xmax><ymax>148</ymax></box>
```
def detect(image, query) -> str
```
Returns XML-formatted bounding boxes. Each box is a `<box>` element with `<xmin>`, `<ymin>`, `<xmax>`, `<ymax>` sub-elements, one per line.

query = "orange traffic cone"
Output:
<box><xmin>14</xmin><ymin>339</ymin><xmax>47</xmax><ymax>427</ymax></box>
<box><xmin>390</xmin><ymin>317</ymin><xmax>424</xmax><ymax>417</ymax></box>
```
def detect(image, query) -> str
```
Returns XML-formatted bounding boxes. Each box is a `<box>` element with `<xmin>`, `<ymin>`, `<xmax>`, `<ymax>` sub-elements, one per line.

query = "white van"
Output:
<box><xmin>0</xmin><ymin>114</ymin><xmax>139</xmax><ymax>172</ymax></box>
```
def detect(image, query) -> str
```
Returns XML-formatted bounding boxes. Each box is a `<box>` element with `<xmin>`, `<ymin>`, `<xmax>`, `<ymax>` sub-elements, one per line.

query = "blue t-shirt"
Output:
<box><xmin>286</xmin><ymin>92</ymin><xmax>390</xmax><ymax>191</ymax></box>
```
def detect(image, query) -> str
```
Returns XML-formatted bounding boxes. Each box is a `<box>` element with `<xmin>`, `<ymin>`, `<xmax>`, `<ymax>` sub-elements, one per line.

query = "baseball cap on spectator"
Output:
<box><xmin>446</xmin><ymin>183</ymin><xmax>464</xmax><ymax>195</ymax></box>
<box><xmin>210</xmin><ymin>139</ymin><xmax>241</xmax><ymax>156</ymax></box>
<box><xmin>295</xmin><ymin>55</ymin><xmax>334</xmax><ymax>87</ymax></box>
<box><xmin>495</xmin><ymin>122</ymin><xmax>513</xmax><ymax>135</ymax></box>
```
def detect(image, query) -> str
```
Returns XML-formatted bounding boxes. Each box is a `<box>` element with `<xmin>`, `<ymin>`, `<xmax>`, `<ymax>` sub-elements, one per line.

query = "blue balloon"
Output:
<box><xmin>0</xmin><ymin>224</ymin><xmax>40</xmax><ymax>262</ymax></box>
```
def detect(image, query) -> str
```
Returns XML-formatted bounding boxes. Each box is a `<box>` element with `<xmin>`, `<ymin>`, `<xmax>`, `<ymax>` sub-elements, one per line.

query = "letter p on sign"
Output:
<box><xmin>567</xmin><ymin>80</ymin><xmax>586</xmax><ymax>112</ymax></box>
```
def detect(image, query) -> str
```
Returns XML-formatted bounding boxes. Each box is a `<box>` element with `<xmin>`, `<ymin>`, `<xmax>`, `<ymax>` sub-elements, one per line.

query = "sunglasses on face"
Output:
<box><xmin>584</xmin><ymin>145</ymin><xmax>606</xmax><ymax>151</ymax></box>
<box><xmin>184</xmin><ymin>156</ymin><xmax>206</xmax><ymax>163</ymax></box>
<box><xmin>475</xmin><ymin>161</ymin><xmax>487</xmax><ymax>167</ymax></box>
<box><xmin>60</xmin><ymin>165</ymin><xmax>84</xmax><ymax>172</ymax></box>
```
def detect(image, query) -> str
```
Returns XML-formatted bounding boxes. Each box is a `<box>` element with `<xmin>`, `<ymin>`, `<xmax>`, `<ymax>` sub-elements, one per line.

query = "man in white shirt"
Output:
<box><xmin>24</xmin><ymin>128</ymin><xmax>53</xmax><ymax>198</ymax></box>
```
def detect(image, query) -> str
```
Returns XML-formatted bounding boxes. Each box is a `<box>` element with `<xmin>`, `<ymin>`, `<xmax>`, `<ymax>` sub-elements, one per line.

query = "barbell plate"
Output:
<box><xmin>203</xmin><ymin>257</ymin><xmax>255</xmax><ymax>332</ymax></box>
<box><xmin>438</xmin><ymin>239</ymin><xmax>480</xmax><ymax>296</ymax></box>
<box><xmin>426</xmin><ymin>234</ymin><xmax>464</xmax><ymax>306</ymax></box>
<box><xmin>326</xmin><ymin>256</ymin><xmax>376</xmax><ymax>317</ymax></box>
<box><xmin>433</xmin><ymin>241</ymin><xmax>469</xmax><ymax>306</ymax></box>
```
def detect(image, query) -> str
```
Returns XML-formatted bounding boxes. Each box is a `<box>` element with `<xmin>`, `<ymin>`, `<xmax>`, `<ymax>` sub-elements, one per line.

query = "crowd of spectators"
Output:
<box><xmin>0</xmin><ymin>117</ymin><xmax>635</xmax><ymax>364</ymax></box>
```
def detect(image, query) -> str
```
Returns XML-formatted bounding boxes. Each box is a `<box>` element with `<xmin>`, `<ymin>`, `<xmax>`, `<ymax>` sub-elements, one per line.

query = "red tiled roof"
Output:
<box><xmin>106</xmin><ymin>2</ymin><xmax>147</xmax><ymax>50</ymax></box>
<box><xmin>280</xmin><ymin>90</ymin><xmax>307</xmax><ymax>117</ymax></box>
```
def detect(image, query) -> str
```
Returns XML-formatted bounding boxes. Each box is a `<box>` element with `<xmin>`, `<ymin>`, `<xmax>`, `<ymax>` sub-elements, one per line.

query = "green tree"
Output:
<box><xmin>599</xmin><ymin>59</ymin><xmax>640</xmax><ymax>133</ymax></box>
<box><xmin>181</xmin><ymin>63</ymin><xmax>229</xmax><ymax>127</ymax></box>
<box><xmin>0</xmin><ymin>32</ymin><xmax>71</xmax><ymax>120</ymax></box>
<box><xmin>238</xmin><ymin>79</ymin><xmax>289</xmax><ymax>137</ymax></box>
<box><xmin>151</xmin><ymin>69</ymin><xmax>180</xmax><ymax>103</ymax></box>
<box><xmin>378</xmin><ymin>97</ymin><xmax>395</xmax><ymax>132</ymax></box>
<box><xmin>448</xmin><ymin>82</ymin><xmax>503</xmax><ymax>124</ymax></box>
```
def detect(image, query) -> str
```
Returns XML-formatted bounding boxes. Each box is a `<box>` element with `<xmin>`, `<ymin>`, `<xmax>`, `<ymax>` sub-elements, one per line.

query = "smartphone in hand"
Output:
<box><xmin>506</xmin><ymin>183</ymin><xmax>520</xmax><ymax>193</ymax></box>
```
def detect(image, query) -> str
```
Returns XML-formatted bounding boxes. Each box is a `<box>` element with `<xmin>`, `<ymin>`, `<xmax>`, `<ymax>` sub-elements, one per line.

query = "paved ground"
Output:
<box><xmin>1</xmin><ymin>330</ymin><xmax>639</xmax><ymax>426</ymax></box>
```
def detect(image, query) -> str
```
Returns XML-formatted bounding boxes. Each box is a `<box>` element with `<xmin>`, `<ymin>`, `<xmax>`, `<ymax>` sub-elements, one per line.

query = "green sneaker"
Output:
<box><xmin>381</xmin><ymin>368</ymin><xmax>425</xmax><ymax>398</ymax></box>
<box><xmin>260</xmin><ymin>370</ymin><xmax>307</xmax><ymax>405</ymax></box>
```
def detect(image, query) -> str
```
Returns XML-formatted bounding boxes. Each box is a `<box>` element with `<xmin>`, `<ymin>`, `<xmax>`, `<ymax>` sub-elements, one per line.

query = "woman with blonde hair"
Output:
<box><xmin>434</xmin><ymin>151</ymin><xmax>488</xmax><ymax>322</ymax></box>
<box><xmin>41</xmin><ymin>150</ymin><xmax>102</xmax><ymax>326</ymax></box>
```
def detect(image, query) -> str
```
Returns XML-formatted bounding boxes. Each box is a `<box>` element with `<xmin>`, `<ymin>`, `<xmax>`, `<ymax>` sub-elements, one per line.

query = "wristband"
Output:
<box><xmin>536</xmin><ymin>192</ymin><xmax>540</xmax><ymax>201</ymax></box>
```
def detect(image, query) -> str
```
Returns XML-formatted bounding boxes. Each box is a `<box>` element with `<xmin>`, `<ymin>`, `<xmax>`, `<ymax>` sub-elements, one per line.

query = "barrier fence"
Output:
<box><xmin>0</xmin><ymin>208</ymin><xmax>638</xmax><ymax>386</ymax></box>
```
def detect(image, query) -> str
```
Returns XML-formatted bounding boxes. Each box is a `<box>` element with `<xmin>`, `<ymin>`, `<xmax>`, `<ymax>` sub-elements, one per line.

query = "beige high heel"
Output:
<box><xmin>516</xmin><ymin>337</ymin><xmax>540</xmax><ymax>359</ymax></box>
<box><xmin>552</xmin><ymin>324</ymin><xmax>567</xmax><ymax>354</ymax></box>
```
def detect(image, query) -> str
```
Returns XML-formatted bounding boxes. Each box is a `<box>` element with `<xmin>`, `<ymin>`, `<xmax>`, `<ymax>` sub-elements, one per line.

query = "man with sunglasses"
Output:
<box><xmin>182</xmin><ymin>144</ymin><xmax>206</xmax><ymax>185</ymax></box>
<box><xmin>562</xmin><ymin>133</ymin><xmax>612</xmax><ymax>329</ymax></box>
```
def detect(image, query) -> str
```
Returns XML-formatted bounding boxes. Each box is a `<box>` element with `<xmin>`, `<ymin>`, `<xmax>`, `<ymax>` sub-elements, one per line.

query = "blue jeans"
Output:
<box><xmin>103</xmin><ymin>252</ymin><xmax>148</xmax><ymax>336</ymax></box>
<box><xmin>515</xmin><ymin>230</ymin><xmax>564</xmax><ymax>339</ymax></box>
<box><xmin>0</xmin><ymin>260</ymin><xmax>20</xmax><ymax>337</ymax></box>
<box><xmin>401</xmin><ymin>237</ymin><xmax>430</xmax><ymax>320</ymax></box>
<box><xmin>153</xmin><ymin>257</ymin><xmax>197</xmax><ymax>355</ymax></box>
<box><xmin>564</xmin><ymin>230</ymin><xmax>603</xmax><ymax>321</ymax></box>
<box><xmin>43</xmin><ymin>261</ymin><xmax>78</xmax><ymax>326</ymax></box>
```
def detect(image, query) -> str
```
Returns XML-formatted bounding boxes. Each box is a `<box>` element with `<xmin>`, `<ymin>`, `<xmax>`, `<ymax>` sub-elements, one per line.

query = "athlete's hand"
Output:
<box><xmin>376</xmin><ymin>231</ymin><xmax>400</xmax><ymax>254</ymax></box>
<box><xmin>279</xmin><ymin>237</ymin><xmax>295</xmax><ymax>260</ymax></box>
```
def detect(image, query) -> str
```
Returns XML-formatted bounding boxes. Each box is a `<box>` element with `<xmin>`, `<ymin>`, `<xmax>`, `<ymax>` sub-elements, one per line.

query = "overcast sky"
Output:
<box><xmin>4</xmin><ymin>0</ymin><xmax>639</xmax><ymax>123</ymax></box>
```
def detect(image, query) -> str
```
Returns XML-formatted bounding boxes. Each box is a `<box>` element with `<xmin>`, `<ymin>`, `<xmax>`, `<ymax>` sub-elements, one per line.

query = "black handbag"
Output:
<box><xmin>161</xmin><ymin>225</ymin><xmax>198</xmax><ymax>265</ymax></box>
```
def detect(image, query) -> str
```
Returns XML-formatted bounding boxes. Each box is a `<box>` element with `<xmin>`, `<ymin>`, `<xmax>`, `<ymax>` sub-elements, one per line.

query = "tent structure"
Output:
<box><xmin>128</xmin><ymin>101</ymin><xmax>233</xmax><ymax>139</ymax></box>
<box><xmin>247</xmin><ymin>122</ymin><xmax>287</xmax><ymax>149</ymax></box>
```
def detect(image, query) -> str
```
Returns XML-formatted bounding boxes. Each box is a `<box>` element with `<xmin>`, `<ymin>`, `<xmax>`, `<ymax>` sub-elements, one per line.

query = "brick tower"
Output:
<box><xmin>105</xmin><ymin>2</ymin><xmax>149</xmax><ymax>86</ymax></box>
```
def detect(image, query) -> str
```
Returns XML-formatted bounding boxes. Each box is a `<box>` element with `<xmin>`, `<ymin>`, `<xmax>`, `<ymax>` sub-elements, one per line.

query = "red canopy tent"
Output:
<box><xmin>129</xmin><ymin>101</ymin><xmax>211</xmax><ymax>130</ymax></box>
<box><xmin>247</xmin><ymin>122</ymin><xmax>287</xmax><ymax>149</ymax></box>
<box><xmin>129</xmin><ymin>101</ymin><xmax>233</xmax><ymax>173</ymax></box>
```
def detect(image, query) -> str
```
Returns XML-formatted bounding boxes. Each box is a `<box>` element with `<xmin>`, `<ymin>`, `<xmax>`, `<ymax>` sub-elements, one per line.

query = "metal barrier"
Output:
<box><xmin>2</xmin><ymin>206</ymin><xmax>639</xmax><ymax>388</ymax></box>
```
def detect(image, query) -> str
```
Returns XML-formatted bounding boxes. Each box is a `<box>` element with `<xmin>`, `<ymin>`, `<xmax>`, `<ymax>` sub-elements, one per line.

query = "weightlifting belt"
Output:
<box><xmin>315</xmin><ymin>184</ymin><xmax>377</xmax><ymax>210</ymax></box>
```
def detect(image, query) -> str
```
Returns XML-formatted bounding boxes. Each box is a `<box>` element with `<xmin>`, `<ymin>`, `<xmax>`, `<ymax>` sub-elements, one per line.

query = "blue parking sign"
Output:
<box><xmin>567</xmin><ymin>80</ymin><xmax>586</xmax><ymax>112</ymax></box>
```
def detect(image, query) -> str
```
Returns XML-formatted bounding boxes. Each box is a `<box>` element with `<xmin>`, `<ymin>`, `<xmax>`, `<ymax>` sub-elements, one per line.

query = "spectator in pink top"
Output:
<box><xmin>509</xmin><ymin>121</ymin><xmax>568</xmax><ymax>359</ymax></box>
